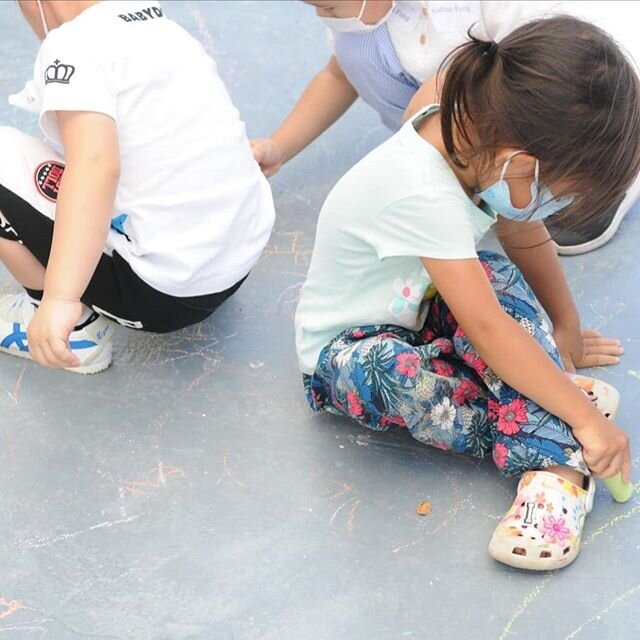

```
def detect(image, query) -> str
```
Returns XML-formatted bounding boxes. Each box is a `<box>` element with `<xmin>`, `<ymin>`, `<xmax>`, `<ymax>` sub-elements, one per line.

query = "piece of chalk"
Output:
<box><xmin>603</xmin><ymin>473</ymin><xmax>633</xmax><ymax>503</ymax></box>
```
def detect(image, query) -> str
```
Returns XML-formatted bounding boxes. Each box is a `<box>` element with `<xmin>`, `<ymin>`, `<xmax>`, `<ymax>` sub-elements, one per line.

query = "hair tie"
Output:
<box><xmin>486</xmin><ymin>41</ymin><xmax>499</xmax><ymax>56</ymax></box>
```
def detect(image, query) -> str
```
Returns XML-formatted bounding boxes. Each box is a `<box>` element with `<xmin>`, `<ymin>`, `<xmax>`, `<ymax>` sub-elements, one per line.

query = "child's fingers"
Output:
<box><xmin>583</xmin><ymin>345</ymin><xmax>624</xmax><ymax>357</ymax></box>
<box><xmin>578</xmin><ymin>353</ymin><xmax>621</xmax><ymax>368</ymax></box>
<box><xmin>621</xmin><ymin>449</ymin><xmax>632</xmax><ymax>485</ymax></box>
<box><xmin>597</xmin><ymin>451</ymin><xmax>629</xmax><ymax>484</ymax></box>
<box><xmin>28</xmin><ymin>342</ymin><xmax>47</xmax><ymax>368</ymax></box>
<box><xmin>49</xmin><ymin>337</ymin><xmax>79</xmax><ymax>367</ymax></box>
<box><xmin>583</xmin><ymin>337</ymin><xmax>623</xmax><ymax>351</ymax></box>
<box><xmin>596</xmin><ymin>457</ymin><xmax>622</xmax><ymax>481</ymax></box>
<box><xmin>36</xmin><ymin>341</ymin><xmax>59</xmax><ymax>368</ymax></box>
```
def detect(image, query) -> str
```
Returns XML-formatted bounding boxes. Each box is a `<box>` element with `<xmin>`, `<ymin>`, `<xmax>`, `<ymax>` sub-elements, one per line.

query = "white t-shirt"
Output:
<box><xmin>295</xmin><ymin>105</ymin><xmax>496</xmax><ymax>374</ymax></box>
<box><xmin>9</xmin><ymin>1</ymin><xmax>275</xmax><ymax>297</ymax></box>
<box><xmin>328</xmin><ymin>1</ymin><xmax>562</xmax><ymax>83</ymax></box>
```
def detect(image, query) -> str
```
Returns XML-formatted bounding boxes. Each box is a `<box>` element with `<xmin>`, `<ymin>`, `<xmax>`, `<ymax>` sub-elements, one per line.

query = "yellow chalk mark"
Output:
<box><xmin>583</xmin><ymin>502</ymin><xmax>640</xmax><ymax>546</ymax></box>
<box><xmin>564</xmin><ymin>584</ymin><xmax>640</xmax><ymax>639</ymax></box>
<box><xmin>498</xmin><ymin>575</ymin><xmax>554</xmax><ymax>640</ymax></box>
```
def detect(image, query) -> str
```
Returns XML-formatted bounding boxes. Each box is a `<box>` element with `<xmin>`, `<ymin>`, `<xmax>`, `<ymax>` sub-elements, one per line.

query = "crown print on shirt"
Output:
<box><xmin>44</xmin><ymin>60</ymin><xmax>76</xmax><ymax>85</ymax></box>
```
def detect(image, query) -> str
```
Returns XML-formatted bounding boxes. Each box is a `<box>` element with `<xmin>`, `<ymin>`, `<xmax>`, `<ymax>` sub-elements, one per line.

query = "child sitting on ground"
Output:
<box><xmin>0</xmin><ymin>0</ymin><xmax>274</xmax><ymax>373</ymax></box>
<box><xmin>295</xmin><ymin>15</ymin><xmax>639</xmax><ymax>570</ymax></box>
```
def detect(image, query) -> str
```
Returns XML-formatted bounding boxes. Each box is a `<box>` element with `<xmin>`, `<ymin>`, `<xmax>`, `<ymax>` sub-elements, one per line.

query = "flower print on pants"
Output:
<box><xmin>303</xmin><ymin>251</ymin><xmax>589</xmax><ymax>478</ymax></box>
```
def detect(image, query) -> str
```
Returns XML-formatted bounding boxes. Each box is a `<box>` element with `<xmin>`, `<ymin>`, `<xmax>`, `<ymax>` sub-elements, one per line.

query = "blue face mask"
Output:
<box><xmin>477</xmin><ymin>151</ymin><xmax>573</xmax><ymax>222</ymax></box>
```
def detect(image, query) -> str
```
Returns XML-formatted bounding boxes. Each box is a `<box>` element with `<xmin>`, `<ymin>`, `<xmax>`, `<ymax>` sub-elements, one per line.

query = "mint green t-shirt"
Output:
<box><xmin>295</xmin><ymin>106</ymin><xmax>496</xmax><ymax>375</ymax></box>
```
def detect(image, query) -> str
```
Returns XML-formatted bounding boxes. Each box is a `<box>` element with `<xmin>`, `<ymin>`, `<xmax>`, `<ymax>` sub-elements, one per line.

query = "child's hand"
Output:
<box><xmin>27</xmin><ymin>298</ymin><xmax>83</xmax><ymax>369</ymax></box>
<box><xmin>553</xmin><ymin>325</ymin><xmax>623</xmax><ymax>373</ymax></box>
<box><xmin>573</xmin><ymin>414</ymin><xmax>631</xmax><ymax>482</ymax></box>
<box><xmin>250</xmin><ymin>138</ymin><xmax>284</xmax><ymax>177</ymax></box>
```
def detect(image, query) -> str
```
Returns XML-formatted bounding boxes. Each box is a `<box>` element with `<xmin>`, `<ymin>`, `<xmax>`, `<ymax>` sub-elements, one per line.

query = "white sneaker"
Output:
<box><xmin>0</xmin><ymin>292</ymin><xmax>113</xmax><ymax>374</ymax></box>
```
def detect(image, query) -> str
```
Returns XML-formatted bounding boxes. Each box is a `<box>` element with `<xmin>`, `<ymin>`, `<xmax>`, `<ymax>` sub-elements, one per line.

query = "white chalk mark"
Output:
<box><xmin>0</xmin><ymin>624</ymin><xmax>47</xmax><ymax>634</ymax></box>
<box><xmin>329</xmin><ymin>497</ymin><xmax>357</xmax><ymax>529</ymax></box>
<box><xmin>17</xmin><ymin>514</ymin><xmax>141</xmax><ymax>550</ymax></box>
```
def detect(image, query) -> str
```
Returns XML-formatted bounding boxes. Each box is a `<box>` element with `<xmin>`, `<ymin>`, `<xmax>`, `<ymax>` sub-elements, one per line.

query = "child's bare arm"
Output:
<box><xmin>422</xmin><ymin>255</ymin><xmax>631</xmax><ymax>480</ymax></box>
<box><xmin>27</xmin><ymin>111</ymin><xmax>119</xmax><ymax>369</ymax></box>
<box><xmin>251</xmin><ymin>56</ymin><xmax>358</xmax><ymax>176</ymax></box>
<box><xmin>495</xmin><ymin>216</ymin><xmax>623</xmax><ymax>371</ymax></box>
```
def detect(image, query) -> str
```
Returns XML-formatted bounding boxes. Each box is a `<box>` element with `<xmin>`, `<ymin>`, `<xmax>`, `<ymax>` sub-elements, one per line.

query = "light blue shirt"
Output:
<box><xmin>334</xmin><ymin>23</ymin><xmax>420</xmax><ymax>131</ymax></box>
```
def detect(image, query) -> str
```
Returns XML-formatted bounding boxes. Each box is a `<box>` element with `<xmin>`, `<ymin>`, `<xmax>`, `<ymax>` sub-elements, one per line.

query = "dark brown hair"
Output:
<box><xmin>439</xmin><ymin>15</ymin><xmax>640</xmax><ymax>229</ymax></box>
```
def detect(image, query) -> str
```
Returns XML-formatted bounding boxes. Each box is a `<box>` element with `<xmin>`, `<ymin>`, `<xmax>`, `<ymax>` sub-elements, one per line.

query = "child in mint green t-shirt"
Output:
<box><xmin>295</xmin><ymin>16</ymin><xmax>640</xmax><ymax>571</ymax></box>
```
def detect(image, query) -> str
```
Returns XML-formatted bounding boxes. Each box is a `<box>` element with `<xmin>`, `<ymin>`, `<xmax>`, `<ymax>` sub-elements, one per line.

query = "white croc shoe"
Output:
<box><xmin>0</xmin><ymin>292</ymin><xmax>113</xmax><ymax>374</ymax></box>
<box><xmin>569</xmin><ymin>373</ymin><xmax>620</xmax><ymax>420</ymax></box>
<box><xmin>489</xmin><ymin>470</ymin><xmax>595</xmax><ymax>570</ymax></box>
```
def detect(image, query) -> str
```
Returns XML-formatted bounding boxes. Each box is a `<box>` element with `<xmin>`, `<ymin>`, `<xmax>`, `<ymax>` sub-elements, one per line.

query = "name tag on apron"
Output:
<box><xmin>389</xmin><ymin>2</ymin><xmax>423</xmax><ymax>34</ymax></box>
<box><xmin>428</xmin><ymin>1</ymin><xmax>481</xmax><ymax>33</ymax></box>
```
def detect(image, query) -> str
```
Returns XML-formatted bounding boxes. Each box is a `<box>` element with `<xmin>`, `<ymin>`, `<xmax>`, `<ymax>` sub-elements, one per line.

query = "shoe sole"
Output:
<box><xmin>0</xmin><ymin>346</ymin><xmax>112</xmax><ymax>375</ymax></box>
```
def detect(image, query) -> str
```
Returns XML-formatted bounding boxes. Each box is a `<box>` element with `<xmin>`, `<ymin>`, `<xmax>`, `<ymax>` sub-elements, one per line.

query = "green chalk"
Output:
<box><xmin>603</xmin><ymin>473</ymin><xmax>633</xmax><ymax>503</ymax></box>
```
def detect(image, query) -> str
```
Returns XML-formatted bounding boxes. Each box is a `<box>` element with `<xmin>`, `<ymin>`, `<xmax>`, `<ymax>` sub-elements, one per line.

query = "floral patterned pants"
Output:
<box><xmin>303</xmin><ymin>251</ymin><xmax>588</xmax><ymax>478</ymax></box>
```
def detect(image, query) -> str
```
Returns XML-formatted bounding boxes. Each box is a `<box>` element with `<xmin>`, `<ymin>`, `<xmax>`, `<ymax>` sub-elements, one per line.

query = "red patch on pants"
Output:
<box><xmin>34</xmin><ymin>160</ymin><xmax>65</xmax><ymax>202</ymax></box>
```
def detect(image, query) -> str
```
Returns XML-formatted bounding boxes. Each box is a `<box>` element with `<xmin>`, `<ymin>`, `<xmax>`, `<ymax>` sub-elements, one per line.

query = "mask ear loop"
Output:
<box><xmin>498</xmin><ymin>150</ymin><xmax>541</xmax><ymax>212</ymax></box>
<box><xmin>36</xmin><ymin>0</ymin><xmax>49</xmax><ymax>36</ymax></box>
<box><xmin>498</xmin><ymin>150</ymin><xmax>526</xmax><ymax>182</ymax></box>
<box><xmin>356</xmin><ymin>0</ymin><xmax>368</xmax><ymax>21</ymax></box>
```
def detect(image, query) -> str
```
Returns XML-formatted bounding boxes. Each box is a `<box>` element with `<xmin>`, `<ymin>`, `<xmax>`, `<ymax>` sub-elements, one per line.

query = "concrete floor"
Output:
<box><xmin>1</xmin><ymin>2</ymin><xmax>639</xmax><ymax>639</ymax></box>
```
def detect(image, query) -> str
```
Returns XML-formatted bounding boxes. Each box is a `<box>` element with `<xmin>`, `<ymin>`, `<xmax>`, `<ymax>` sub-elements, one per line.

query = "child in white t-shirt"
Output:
<box><xmin>0</xmin><ymin>0</ymin><xmax>274</xmax><ymax>373</ymax></box>
<box><xmin>295</xmin><ymin>16</ymin><xmax>640</xmax><ymax>570</ymax></box>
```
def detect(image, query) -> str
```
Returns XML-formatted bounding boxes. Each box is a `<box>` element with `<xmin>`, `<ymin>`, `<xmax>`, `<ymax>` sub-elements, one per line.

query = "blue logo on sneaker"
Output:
<box><xmin>69</xmin><ymin>339</ymin><xmax>97</xmax><ymax>350</ymax></box>
<box><xmin>1</xmin><ymin>323</ymin><xmax>28</xmax><ymax>351</ymax></box>
<box><xmin>0</xmin><ymin>323</ymin><xmax>96</xmax><ymax>352</ymax></box>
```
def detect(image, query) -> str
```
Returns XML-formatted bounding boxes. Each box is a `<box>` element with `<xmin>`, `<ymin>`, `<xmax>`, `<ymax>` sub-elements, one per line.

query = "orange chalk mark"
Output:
<box><xmin>347</xmin><ymin>499</ymin><xmax>361</xmax><ymax>536</ymax></box>
<box><xmin>122</xmin><ymin>463</ymin><xmax>185</xmax><ymax>496</ymax></box>
<box><xmin>0</xmin><ymin>597</ymin><xmax>21</xmax><ymax>619</ymax></box>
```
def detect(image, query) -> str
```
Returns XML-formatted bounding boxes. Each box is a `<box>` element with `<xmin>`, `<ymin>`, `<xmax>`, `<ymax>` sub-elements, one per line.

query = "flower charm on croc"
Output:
<box><xmin>488</xmin><ymin>470</ymin><xmax>594</xmax><ymax>570</ymax></box>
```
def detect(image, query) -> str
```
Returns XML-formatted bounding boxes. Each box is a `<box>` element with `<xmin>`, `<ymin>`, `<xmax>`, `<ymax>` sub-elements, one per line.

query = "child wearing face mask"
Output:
<box><xmin>251</xmin><ymin>0</ymin><xmax>557</xmax><ymax>172</ymax></box>
<box><xmin>0</xmin><ymin>0</ymin><xmax>274</xmax><ymax>373</ymax></box>
<box><xmin>295</xmin><ymin>16</ymin><xmax>640</xmax><ymax>570</ymax></box>
<box><xmin>252</xmin><ymin>0</ymin><xmax>640</xmax><ymax>255</ymax></box>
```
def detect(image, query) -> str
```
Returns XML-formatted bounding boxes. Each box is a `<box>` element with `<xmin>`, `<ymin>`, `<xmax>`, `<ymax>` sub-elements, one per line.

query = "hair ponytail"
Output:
<box><xmin>439</xmin><ymin>29</ymin><xmax>502</xmax><ymax>168</ymax></box>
